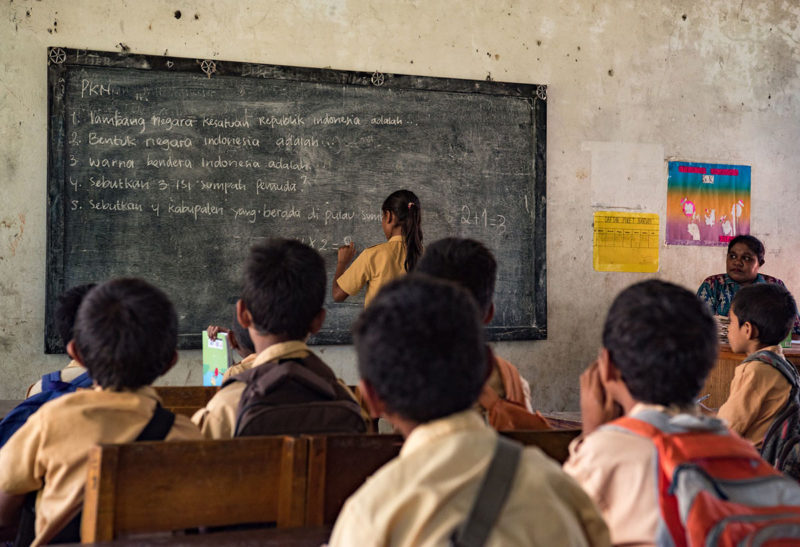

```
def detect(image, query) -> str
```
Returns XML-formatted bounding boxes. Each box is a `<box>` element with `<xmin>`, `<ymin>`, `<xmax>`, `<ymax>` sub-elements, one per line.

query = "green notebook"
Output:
<box><xmin>202</xmin><ymin>330</ymin><xmax>233</xmax><ymax>387</ymax></box>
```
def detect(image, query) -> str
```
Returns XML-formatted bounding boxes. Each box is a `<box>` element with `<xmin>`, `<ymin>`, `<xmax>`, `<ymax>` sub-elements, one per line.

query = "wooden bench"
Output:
<box><xmin>153</xmin><ymin>386</ymin><xmax>219</xmax><ymax>418</ymax></box>
<box><xmin>500</xmin><ymin>429</ymin><xmax>581</xmax><ymax>464</ymax></box>
<box><xmin>302</xmin><ymin>428</ymin><xmax>581</xmax><ymax>526</ymax></box>
<box><xmin>81</xmin><ymin>436</ymin><xmax>307</xmax><ymax>542</ymax></box>
<box><xmin>304</xmin><ymin>434</ymin><xmax>404</xmax><ymax>526</ymax></box>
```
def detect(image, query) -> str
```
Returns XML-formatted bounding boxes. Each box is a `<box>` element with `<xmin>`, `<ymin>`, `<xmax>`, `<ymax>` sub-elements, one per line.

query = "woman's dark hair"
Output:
<box><xmin>382</xmin><ymin>189</ymin><xmax>423</xmax><ymax>272</ymax></box>
<box><xmin>728</xmin><ymin>235</ymin><xmax>765</xmax><ymax>266</ymax></box>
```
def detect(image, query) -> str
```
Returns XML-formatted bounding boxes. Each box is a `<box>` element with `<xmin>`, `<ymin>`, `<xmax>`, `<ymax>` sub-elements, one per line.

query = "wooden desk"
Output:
<box><xmin>701</xmin><ymin>344</ymin><xmax>800</xmax><ymax>409</ymax></box>
<box><xmin>64</xmin><ymin>526</ymin><xmax>330</xmax><ymax>546</ymax></box>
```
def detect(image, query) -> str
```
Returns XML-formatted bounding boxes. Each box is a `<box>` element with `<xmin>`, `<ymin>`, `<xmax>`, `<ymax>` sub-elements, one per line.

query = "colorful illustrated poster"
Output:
<box><xmin>666</xmin><ymin>161</ymin><xmax>751</xmax><ymax>246</ymax></box>
<box><xmin>593</xmin><ymin>212</ymin><xmax>659</xmax><ymax>272</ymax></box>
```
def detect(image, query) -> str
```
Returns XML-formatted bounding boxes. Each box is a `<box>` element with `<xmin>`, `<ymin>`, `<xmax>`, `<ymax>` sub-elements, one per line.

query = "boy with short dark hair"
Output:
<box><xmin>25</xmin><ymin>283</ymin><xmax>96</xmax><ymax>398</ymax></box>
<box><xmin>192</xmin><ymin>238</ymin><xmax>366</xmax><ymax>438</ymax></box>
<box><xmin>717</xmin><ymin>283</ymin><xmax>798</xmax><ymax>447</ymax></box>
<box><xmin>0</xmin><ymin>278</ymin><xmax>201</xmax><ymax>546</ymax></box>
<box><xmin>415</xmin><ymin>238</ymin><xmax>535</xmax><ymax>421</ymax></box>
<box><xmin>563</xmin><ymin>280</ymin><xmax>719</xmax><ymax>545</ymax></box>
<box><xmin>330</xmin><ymin>275</ymin><xmax>610</xmax><ymax>546</ymax></box>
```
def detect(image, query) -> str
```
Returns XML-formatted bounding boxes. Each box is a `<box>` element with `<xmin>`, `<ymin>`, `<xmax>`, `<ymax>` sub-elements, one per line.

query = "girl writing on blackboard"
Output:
<box><xmin>333</xmin><ymin>189</ymin><xmax>423</xmax><ymax>307</ymax></box>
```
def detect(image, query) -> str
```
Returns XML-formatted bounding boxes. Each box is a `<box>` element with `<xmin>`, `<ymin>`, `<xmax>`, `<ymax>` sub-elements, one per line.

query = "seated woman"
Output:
<box><xmin>697</xmin><ymin>234</ymin><xmax>800</xmax><ymax>336</ymax></box>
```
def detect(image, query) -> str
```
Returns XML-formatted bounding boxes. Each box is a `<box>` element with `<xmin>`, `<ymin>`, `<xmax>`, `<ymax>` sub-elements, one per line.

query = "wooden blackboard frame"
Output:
<box><xmin>45</xmin><ymin>47</ymin><xmax>547</xmax><ymax>352</ymax></box>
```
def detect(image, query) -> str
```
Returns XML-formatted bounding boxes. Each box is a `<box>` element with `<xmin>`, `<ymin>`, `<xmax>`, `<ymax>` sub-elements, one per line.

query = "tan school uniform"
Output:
<box><xmin>717</xmin><ymin>345</ymin><xmax>792</xmax><ymax>448</ymax></box>
<box><xmin>221</xmin><ymin>352</ymin><xmax>257</xmax><ymax>382</ymax></box>
<box><xmin>0</xmin><ymin>386</ymin><xmax>201</xmax><ymax>547</ymax></box>
<box><xmin>329</xmin><ymin>410</ymin><xmax>611</xmax><ymax>547</ymax></box>
<box><xmin>193</xmin><ymin>340</ymin><xmax>361</xmax><ymax>439</ymax></box>
<box><xmin>336</xmin><ymin>234</ymin><xmax>406</xmax><ymax>307</ymax></box>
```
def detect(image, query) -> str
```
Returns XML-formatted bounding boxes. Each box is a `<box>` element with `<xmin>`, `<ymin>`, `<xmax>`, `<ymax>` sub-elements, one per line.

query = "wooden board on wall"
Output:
<box><xmin>45</xmin><ymin>48</ymin><xmax>547</xmax><ymax>351</ymax></box>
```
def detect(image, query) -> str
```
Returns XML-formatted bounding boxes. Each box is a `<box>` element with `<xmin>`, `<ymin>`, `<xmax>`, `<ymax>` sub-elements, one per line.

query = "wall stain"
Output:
<box><xmin>2</xmin><ymin>213</ymin><xmax>25</xmax><ymax>257</ymax></box>
<box><xmin>117</xmin><ymin>42</ymin><xmax>130</xmax><ymax>53</ymax></box>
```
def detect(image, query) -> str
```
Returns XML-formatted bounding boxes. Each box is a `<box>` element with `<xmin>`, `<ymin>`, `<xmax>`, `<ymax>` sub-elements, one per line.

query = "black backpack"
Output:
<box><xmin>227</xmin><ymin>355</ymin><xmax>366</xmax><ymax>437</ymax></box>
<box><xmin>752</xmin><ymin>349</ymin><xmax>800</xmax><ymax>480</ymax></box>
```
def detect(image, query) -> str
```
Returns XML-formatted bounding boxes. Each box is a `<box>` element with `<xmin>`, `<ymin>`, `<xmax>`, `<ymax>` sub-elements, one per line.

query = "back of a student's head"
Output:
<box><xmin>56</xmin><ymin>283</ymin><xmax>97</xmax><ymax>350</ymax></box>
<box><xmin>73</xmin><ymin>278</ymin><xmax>177</xmax><ymax>390</ymax></box>
<box><xmin>415</xmin><ymin>237</ymin><xmax>496</xmax><ymax>317</ymax></box>
<box><xmin>602</xmin><ymin>280</ymin><xmax>717</xmax><ymax>407</ymax></box>
<box><xmin>353</xmin><ymin>274</ymin><xmax>487</xmax><ymax>424</ymax></box>
<box><xmin>242</xmin><ymin>238</ymin><xmax>326</xmax><ymax>339</ymax></box>
<box><xmin>731</xmin><ymin>283</ymin><xmax>796</xmax><ymax>346</ymax></box>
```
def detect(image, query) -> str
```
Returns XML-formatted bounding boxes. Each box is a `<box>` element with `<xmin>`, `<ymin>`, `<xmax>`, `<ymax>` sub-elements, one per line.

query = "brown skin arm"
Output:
<box><xmin>0</xmin><ymin>490</ymin><xmax>24</xmax><ymax>541</ymax></box>
<box><xmin>332</xmin><ymin>243</ymin><xmax>356</xmax><ymax>302</ymax></box>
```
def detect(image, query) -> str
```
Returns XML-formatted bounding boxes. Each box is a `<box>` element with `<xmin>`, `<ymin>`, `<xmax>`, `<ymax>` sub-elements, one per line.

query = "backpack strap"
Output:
<box><xmin>135</xmin><ymin>403</ymin><xmax>176</xmax><ymax>442</ymax></box>
<box><xmin>40</xmin><ymin>370</ymin><xmax>64</xmax><ymax>391</ymax></box>
<box><xmin>449</xmin><ymin>436</ymin><xmax>523</xmax><ymax>547</ymax></box>
<box><xmin>744</xmin><ymin>350</ymin><xmax>800</xmax><ymax>395</ymax></box>
<box><xmin>16</xmin><ymin>402</ymin><xmax>176</xmax><ymax>546</ymax></box>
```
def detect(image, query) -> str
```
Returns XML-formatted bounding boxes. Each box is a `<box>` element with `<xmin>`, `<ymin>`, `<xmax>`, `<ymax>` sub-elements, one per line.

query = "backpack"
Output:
<box><xmin>609</xmin><ymin>409</ymin><xmax>800</xmax><ymax>546</ymax></box>
<box><xmin>226</xmin><ymin>354</ymin><xmax>366</xmax><ymax>437</ymax></box>
<box><xmin>747</xmin><ymin>349</ymin><xmax>800</xmax><ymax>480</ymax></box>
<box><xmin>0</xmin><ymin>370</ymin><xmax>93</xmax><ymax>448</ymax></box>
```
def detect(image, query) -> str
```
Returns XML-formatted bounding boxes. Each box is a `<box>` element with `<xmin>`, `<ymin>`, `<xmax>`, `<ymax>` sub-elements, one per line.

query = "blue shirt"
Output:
<box><xmin>696</xmin><ymin>273</ymin><xmax>800</xmax><ymax>335</ymax></box>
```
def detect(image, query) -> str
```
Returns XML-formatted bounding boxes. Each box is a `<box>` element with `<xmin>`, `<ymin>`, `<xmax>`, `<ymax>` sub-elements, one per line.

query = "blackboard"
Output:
<box><xmin>45</xmin><ymin>48</ymin><xmax>547</xmax><ymax>352</ymax></box>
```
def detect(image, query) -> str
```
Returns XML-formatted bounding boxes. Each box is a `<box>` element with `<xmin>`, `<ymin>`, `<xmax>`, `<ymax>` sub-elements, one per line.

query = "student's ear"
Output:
<box><xmin>597</xmin><ymin>348</ymin><xmax>622</xmax><ymax>385</ymax></box>
<box><xmin>162</xmin><ymin>351</ymin><xmax>179</xmax><ymax>375</ymax></box>
<box><xmin>66</xmin><ymin>340</ymin><xmax>84</xmax><ymax>366</ymax></box>
<box><xmin>483</xmin><ymin>302</ymin><xmax>495</xmax><ymax>325</ymax></box>
<box><xmin>742</xmin><ymin>320</ymin><xmax>759</xmax><ymax>341</ymax></box>
<box><xmin>358</xmin><ymin>379</ymin><xmax>386</xmax><ymax>418</ymax></box>
<box><xmin>385</xmin><ymin>210</ymin><xmax>397</xmax><ymax>226</ymax></box>
<box><xmin>236</xmin><ymin>299</ymin><xmax>253</xmax><ymax>329</ymax></box>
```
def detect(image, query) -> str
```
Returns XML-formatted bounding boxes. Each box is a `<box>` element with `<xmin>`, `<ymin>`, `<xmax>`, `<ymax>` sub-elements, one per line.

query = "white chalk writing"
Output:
<box><xmin>81</xmin><ymin>79</ymin><xmax>111</xmax><ymax>98</ymax></box>
<box><xmin>199</xmin><ymin>179</ymin><xmax>247</xmax><ymax>194</ymax></box>
<box><xmin>146</xmin><ymin>155</ymin><xmax>193</xmax><ymax>168</ymax></box>
<box><xmin>151</xmin><ymin>114</ymin><xmax>196</xmax><ymax>130</ymax></box>
<box><xmin>88</xmin><ymin>110</ymin><xmax>146</xmax><ymax>133</ymax></box>
<box><xmin>89</xmin><ymin>175</ymin><xmax>159</xmax><ymax>190</ymax></box>
<box><xmin>88</xmin><ymin>156</ymin><xmax>135</xmax><ymax>168</ymax></box>
<box><xmin>313</xmin><ymin>114</ymin><xmax>361</xmax><ymax>126</ymax></box>
<box><xmin>203</xmin><ymin>134</ymin><xmax>260</xmax><ymax>148</ymax></box>
<box><xmin>256</xmin><ymin>179</ymin><xmax>297</xmax><ymax>194</ymax></box>
<box><xmin>144</xmin><ymin>136</ymin><xmax>193</xmax><ymax>151</ymax></box>
<box><xmin>168</xmin><ymin>201</ymin><xmax>224</xmax><ymax>220</ymax></box>
<box><xmin>88</xmin><ymin>133</ymin><xmax>137</xmax><ymax>147</ymax></box>
<box><xmin>200</xmin><ymin>156</ymin><xmax>261</xmax><ymax>169</ymax></box>
<box><xmin>257</xmin><ymin>114</ymin><xmax>305</xmax><ymax>128</ymax></box>
<box><xmin>275</xmin><ymin>135</ymin><xmax>319</xmax><ymax>148</ymax></box>
<box><xmin>88</xmin><ymin>198</ymin><xmax>143</xmax><ymax>212</ymax></box>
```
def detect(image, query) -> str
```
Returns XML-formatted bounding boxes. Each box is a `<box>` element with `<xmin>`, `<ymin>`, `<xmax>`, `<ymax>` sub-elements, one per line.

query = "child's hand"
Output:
<box><xmin>579</xmin><ymin>360</ymin><xmax>620</xmax><ymax>435</ymax></box>
<box><xmin>338</xmin><ymin>242</ymin><xmax>356</xmax><ymax>265</ymax></box>
<box><xmin>206</xmin><ymin>325</ymin><xmax>239</xmax><ymax>351</ymax></box>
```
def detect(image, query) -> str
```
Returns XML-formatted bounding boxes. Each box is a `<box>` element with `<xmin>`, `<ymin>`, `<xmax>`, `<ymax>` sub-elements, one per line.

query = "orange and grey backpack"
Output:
<box><xmin>747</xmin><ymin>349</ymin><xmax>800</xmax><ymax>481</ymax></box>
<box><xmin>607</xmin><ymin>409</ymin><xmax>800</xmax><ymax>546</ymax></box>
<box><xmin>225</xmin><ymin>354</ymin><xmax>367</xmax><ymax>437</ymax></box>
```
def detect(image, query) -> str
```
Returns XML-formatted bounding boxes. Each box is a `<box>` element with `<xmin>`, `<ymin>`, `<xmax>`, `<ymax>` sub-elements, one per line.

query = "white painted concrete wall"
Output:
<box><xmin>2</xmin><ymin>0</ymin><xmax>799</xmax><ymax>409</ymax></box>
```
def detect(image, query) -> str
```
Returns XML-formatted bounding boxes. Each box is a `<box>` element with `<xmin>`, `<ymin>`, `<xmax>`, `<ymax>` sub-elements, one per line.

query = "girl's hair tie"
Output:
<box><xmin>408</xmin><ymin>202</ymin><xmax>414</xmax><ymax>209</ymax></box>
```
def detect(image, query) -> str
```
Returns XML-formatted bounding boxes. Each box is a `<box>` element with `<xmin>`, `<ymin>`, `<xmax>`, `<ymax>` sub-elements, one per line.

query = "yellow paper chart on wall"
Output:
<box><xmin>593</xmin><ymin>212</ymin><xmax>659</xmax><ymax>272</ymax></box>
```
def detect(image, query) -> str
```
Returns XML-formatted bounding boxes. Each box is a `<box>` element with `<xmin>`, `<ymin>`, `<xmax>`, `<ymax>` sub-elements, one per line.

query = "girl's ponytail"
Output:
<box><xmin>382</xmin><ymin>190</ymin><xmax>423</xmax><ymax>272</ymax></box>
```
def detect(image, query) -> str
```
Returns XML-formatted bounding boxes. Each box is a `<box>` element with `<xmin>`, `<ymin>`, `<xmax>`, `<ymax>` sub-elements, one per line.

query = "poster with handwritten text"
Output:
<box><xmin>666</xmin><ymin>161</ymin><xmax>751</xmax><ymax>246</ymax></box>
<box><xmin>593</xmin><ymin>212</ymin><xmax>659</xmax><ymax>272</ymax></box>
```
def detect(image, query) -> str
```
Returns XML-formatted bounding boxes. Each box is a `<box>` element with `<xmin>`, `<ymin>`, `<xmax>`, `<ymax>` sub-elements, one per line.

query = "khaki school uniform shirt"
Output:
<box><xmin>336</xmin><ymin>235</ymin><xmax>406</xmax><ymax>307</ymax></box>
<box><xmin>717</xmin><ymin>345</ymin><xmax>791</xmax><ymax>448</ymax></box>
<box><xmin>563</xmin><ymin>403</ymin><xmax>675</xmax><ymax>547</ymax></box>
<box><xmin>221</xmin><ymin>352</ymin><xmax>257</xmax><ymax>382</ymax></box>
<box><xmin>0</xmin><ymin>386</ymin><xmax>201</xmax><ymax>547</ymax></box>
<box><xmin>192</xmin><ymin>340</ymin><xmax>310</xmax><ymax>439</ymax></box>
<box><xmin>329</xmin><ymin>410</ymin><xmax>611</xmax><ymax>547</ymax></box>
<box><xmin>25</xmin><ymin>360</ymin><xmax>87</xmax><ymax>398</ymax></box>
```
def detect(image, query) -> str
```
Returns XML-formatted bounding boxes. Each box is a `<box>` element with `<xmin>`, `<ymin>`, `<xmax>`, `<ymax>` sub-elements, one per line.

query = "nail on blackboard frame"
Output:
<box><xmin>45</xmin><ymin>47</ymin><xmax>546</xmax><ymax>352</ymax></box>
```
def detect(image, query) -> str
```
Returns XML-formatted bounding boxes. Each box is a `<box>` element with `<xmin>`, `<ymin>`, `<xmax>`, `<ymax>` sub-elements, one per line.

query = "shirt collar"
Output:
<box><xmin>388</xmin><ymin>234</ymin><xmax>404</xmax><ymax>242</ymax></box>
<box><xmin>91</xmin><ymin>384</ymin><xmax>161</xmax><ymax>402</ymax></box>
<box><xmin>253</xmin><ymin>340</ymin><xmax>311</xmax><ymax>367</ymax></box>
<box><xmin>629</xmin><ymin>401</ymin><xmax>698</xmax><ymax>417</ymax></box>
<box><xmin>723</xmin><ymin>273</ymin><xmax>766</xmax><ymax>286</ymax></box>
<box><xmin>401</xmin><ymin>409</ymin><xmax>487</xmax><ymax>458</ymax></box>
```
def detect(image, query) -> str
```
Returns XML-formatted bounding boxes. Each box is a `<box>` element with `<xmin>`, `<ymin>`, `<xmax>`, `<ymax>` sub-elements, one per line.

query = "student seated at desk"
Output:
<box><xmin>563</xmin><ymin>280</ymin><xmax>800</xmax><ymax>546</ymax></box>
<box><xmin>717</xmin><ymin>283</ymin><xmax>798</xmax><ymax>448</ymax></box>
<box><xmin>696</xmin><ymin>234</ymin><xmax>800</xmax><ymax>336</ymax></box>
<box><xmin>192</xmin><ymin>239</ymin><xmax>367</xmax><ymax>438</ymax></box>
<box><xmin>416</xmin><ymin>237</ymin><xmax>549</xmax><ymax>430</ymax></box>
<box><xmin>25</xmin><ymin>283</ymin><xmax>96</xmax><ymax>398</ymax></box>
<box><xmin>330</xmin><ymin>275</ymin><xmax>610</xmax><ymax>547</ymax></box>
<box><xmin>0</xmin><ymin>278</ymin><xmax>201</xmax><ymax>546</ymax></box>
